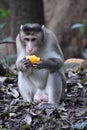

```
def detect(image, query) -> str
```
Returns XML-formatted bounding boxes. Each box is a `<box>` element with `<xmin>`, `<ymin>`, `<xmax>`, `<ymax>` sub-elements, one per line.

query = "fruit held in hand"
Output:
<box><xmin>26</xmin><ymin>55</ymin><xmax>40</xmax><ymax>64</ymax></box>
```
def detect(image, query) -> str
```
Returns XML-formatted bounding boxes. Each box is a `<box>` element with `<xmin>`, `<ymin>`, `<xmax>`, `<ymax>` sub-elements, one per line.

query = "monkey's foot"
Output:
<box><xmin>34</xmin><ymin>89</ymin><xmax>48</xmax><ymax>103</ymax></box>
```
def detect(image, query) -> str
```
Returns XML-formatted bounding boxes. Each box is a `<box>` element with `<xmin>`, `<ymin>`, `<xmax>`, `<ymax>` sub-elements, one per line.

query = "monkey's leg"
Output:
<box><xmin>37</xmin><ymin>72</ymin><xmax>63</xmax><ymax>109</ymax></box>
<box><xmin>18</xmin><ymin>72</ymin><xmax>36</xmax><ymax>102</ymax></box>
<box><xmin>46</xmin><ymin>72</ymin><xmax>63</xmax><ymax>105</ymax></box>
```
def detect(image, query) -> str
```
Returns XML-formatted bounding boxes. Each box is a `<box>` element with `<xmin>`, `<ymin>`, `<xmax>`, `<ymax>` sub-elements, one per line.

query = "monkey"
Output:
<box><xmin>34</xmin><ymin>89</ymin><xmax>48</xmax><ymax>103</ymax></box>
<box><xmin>16</xmin><ymin>23</ymin><xmax>66</xmax><ymax>107</ymax></box>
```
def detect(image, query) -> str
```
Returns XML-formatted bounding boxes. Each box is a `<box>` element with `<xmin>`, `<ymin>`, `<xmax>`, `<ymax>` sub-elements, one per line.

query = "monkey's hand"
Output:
<box><xmin>33</xmin><ymin>60</ymin><xmax>46</xmax><ymax>69</ymax></box>
<box><xmin>22</xmin><ymin>58</ymin><xmax>33</xmax><ymax>68</ymax></box>
<box><xmin>16</xmin><ymin>58</ymin><xmax>33</xmax><ymax>74</ymax></box>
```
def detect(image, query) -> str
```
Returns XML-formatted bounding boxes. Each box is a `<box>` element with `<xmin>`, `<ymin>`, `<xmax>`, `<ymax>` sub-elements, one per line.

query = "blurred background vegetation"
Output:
<box><xmin>0</xmin><ymin>0</ymin><xmax>87</xmax><ymax>65</ymax></box>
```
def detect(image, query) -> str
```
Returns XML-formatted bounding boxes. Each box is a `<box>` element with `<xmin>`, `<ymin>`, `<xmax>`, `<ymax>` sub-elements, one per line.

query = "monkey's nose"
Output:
<box><xmin>28</xmin><ymin>45</ymin><xmax>33</xmax><ymax>53</ymax></box>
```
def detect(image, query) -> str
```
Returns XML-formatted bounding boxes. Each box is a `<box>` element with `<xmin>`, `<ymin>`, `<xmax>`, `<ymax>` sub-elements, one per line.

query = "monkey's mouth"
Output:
<box><xmin>28</xmin><ymin>48</ymin><xmax>38</xmax><ymax>55</ymax></box>
<box><xmin>27</xmin><ymin>50</ymin><xmax>37</xmax><ymax>55</ymax></box>
<box><xmin>27</xmin><ymin>52</ymin><xmax>34</xmax><ymax>55</ymax></box>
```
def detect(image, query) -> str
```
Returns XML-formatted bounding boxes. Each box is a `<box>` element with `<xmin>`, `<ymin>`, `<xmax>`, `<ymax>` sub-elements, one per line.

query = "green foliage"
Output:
<box><xmin>0</xmin><ymin>8</ymin><xmax>10</xmax><ymax>29</ymax></box>
<box><xmin>21</xmin><ymin>124</ymin><xmax>30</xmax><ymax>130</ymax></box>
<box><xmin>79</xmin><ymin>20</ymin><xmax>86</xmax><ymax>35</ymax></box>
<box><xmin>0</xmin><ymin>8</ymin><xmax>10</xmax><ymax>19</ymax></box>
<box><xmin>6</xmin><ymin>72</ymin><xmax>16</xmax><ymax>78</ymax></box>
<box><xmin>2</xmin><ymin>111</ymin><xmax>9</xmax><ymax>118</ymax></box>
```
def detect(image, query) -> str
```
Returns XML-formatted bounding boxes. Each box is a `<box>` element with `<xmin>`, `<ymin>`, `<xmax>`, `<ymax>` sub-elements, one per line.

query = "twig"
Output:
<box><xmin>0</xmin><ymin>40</ymin><xmax>16</xmax><ymax>44</ymax></box>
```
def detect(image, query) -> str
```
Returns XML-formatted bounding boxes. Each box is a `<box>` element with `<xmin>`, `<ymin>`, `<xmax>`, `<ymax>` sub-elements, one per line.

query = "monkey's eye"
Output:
<box><xmin>31</xmin><ymin>38</ymin><xmax>36</xmax><ymax>42</ymax></box>
<box><xmin>24</xmin><ymin>38</ymin><xmax>29</xmax><ymax>41</ymax></box>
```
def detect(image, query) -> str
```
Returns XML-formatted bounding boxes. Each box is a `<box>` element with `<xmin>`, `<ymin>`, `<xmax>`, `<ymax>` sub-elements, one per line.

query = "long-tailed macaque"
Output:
<box><xmin>16</xmin><ymin>23</ymin><xmax>66</xmax><ymax>106</ymax></box>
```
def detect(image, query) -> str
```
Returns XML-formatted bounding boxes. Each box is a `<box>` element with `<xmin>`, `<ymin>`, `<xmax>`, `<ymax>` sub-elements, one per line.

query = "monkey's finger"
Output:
<box><xmin>33</xmin><ymin>62</ymin><xmax>40</xmax><ymax>66</ymax></box>
<box><xmin>22</xmin><ymin>58</ymin><xmax>29</xmax><ymax>63</ymax></box>
<box><xmin>23</xmin><ymin>58</ymin><xmax>32</xmax><ymax>66</ymax></box>
<box><xmin>33</xmin><ymin>62</ymin><xmax>44</xmax><ymax>69</ymax></box>
<box><xmin>24</xmin><ymin>63</ymin><xmax>30</xmax><ymax>68</ymax></box>
<box><xmin>23</xmin><ymin>60</ymin><xmax>32</xmax><ymax>68</ymax></box>
<box><xmin>25</xmin><ymin>62</ymin><xmax>33</xmax><ymax>68</ymax></box>
<box><xmin>23</xmin><ymin>60</ymin><xmax>30</xmax><ymax>65</ymax></box>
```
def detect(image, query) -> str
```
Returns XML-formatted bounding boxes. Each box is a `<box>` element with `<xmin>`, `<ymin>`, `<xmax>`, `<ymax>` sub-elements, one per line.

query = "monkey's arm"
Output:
<box><xmin>33</xmin><ymin>29</ymin><xmax>64</xmax><ymax>71</ymax></box>
<box><xmin>33</xmin><ymin>56</ymin><xmax>64</xmax><ymax>71</ymax></box>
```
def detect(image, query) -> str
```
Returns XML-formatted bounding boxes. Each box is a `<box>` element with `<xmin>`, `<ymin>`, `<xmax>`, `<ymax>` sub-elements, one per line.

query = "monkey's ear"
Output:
<box><xmin>20</xmin><ymin>25</ymin><xmax>23</xmax><ymax>30</ymax></box>
<box><xmin>42</xmin><ymin>25</ymin><xmax>45</xmax><ymax>29</ymax></box>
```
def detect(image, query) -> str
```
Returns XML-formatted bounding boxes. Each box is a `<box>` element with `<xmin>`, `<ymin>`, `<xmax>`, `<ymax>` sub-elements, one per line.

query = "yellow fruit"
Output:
<box><xmin>26</xmin><ymin>55</ymin><xmax>40</xmax><ymax>64</ymax></box>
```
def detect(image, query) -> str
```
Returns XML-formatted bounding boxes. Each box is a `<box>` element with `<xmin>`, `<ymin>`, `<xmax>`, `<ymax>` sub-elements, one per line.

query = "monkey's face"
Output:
<box><xmin>20</xmin><ymin>24</ymin><xmax>44</xmax><ymax>55</ymax></box>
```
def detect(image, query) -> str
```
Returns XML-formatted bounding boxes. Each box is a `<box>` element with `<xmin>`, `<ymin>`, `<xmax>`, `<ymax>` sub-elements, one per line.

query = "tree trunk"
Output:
<box><xmin>10</xmin><ymin>0</ymin><xmax>45</xmax><ymax>39</ymax></box>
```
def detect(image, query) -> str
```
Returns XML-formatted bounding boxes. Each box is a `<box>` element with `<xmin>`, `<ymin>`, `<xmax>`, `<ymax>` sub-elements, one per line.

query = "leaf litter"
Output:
<box><xmin>0</xmin><ymin>64</ymin><xmax>87</xmax><ymax>130</ymax></box>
